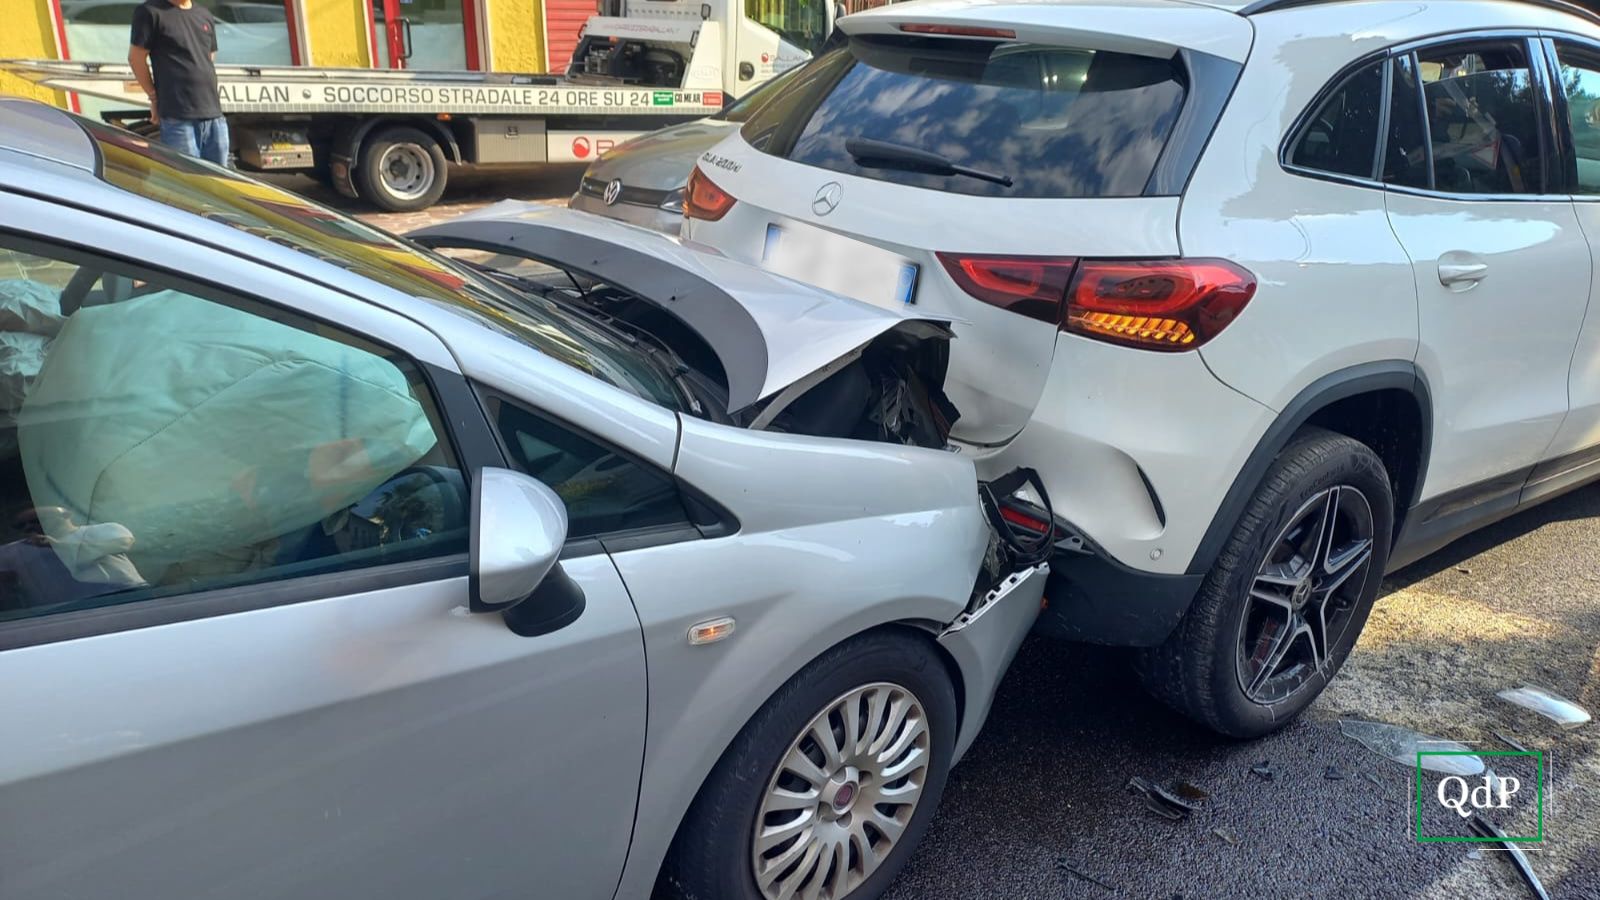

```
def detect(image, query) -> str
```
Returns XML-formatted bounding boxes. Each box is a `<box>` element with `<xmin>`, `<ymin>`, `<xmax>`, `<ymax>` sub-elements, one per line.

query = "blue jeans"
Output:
<box><xmin>159</xmin><ymin>116</ymin><xmax>230</xmax><ymax>166</ymax></box>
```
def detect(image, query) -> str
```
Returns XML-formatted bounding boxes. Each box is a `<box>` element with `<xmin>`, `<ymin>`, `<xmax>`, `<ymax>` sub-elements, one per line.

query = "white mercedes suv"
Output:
<box><xmin>684</xmin><ymin>0</ymin><xmax>1600</xmax><ymax>737</ymax></box>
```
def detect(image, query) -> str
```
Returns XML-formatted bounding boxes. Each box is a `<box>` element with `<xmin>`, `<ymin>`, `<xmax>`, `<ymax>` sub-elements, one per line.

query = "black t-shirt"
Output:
<box><xmin>130</xmin><ymin>0</ymin><xmax>221</xmax><ymax>120</ymax></box>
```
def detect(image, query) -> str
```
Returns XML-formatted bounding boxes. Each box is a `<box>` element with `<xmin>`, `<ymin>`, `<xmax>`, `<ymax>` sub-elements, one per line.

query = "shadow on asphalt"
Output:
<box><xmin>1386</xmin><ymin>482</ymin><xmax>1600</xmax><ymax>591</ymax></box>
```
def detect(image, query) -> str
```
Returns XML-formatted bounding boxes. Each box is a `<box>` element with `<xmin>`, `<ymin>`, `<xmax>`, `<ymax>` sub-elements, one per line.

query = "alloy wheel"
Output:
<box><xmin>751</xmin><ymin>682</ymin><xmax>931</xmax><ymax>900</ymax></box>
<box><xmin>1236</xmin><ymin>485</ymin><xmax>1376</xmax><ymax>705</ymax></box>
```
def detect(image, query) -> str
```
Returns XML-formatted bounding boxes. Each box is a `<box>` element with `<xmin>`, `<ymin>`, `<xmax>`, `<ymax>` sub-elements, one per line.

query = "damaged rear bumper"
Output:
<box><xmin>939</xmin><ymin>563</ymin><xmax>1049</xmax><ymax>763</ymax></box>
<box><xmin>1035</xmin><ymin>525</ymin><xmax>1202</xmax><ymax>648</ymax></box>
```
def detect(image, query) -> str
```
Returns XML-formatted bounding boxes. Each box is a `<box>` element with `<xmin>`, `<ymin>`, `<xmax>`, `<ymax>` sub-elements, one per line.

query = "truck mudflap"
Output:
<box><xmin>939</xmin><ymin>467</ymin><xmax>1057</xmax><ymax>763</ymax></box>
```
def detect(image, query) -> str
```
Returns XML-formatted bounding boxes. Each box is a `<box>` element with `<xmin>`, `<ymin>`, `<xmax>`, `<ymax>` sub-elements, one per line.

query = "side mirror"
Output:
<box><xmin>470</xmin><ymin>468</ymin><xmax>585</xmax><ymax>636</ymax></box>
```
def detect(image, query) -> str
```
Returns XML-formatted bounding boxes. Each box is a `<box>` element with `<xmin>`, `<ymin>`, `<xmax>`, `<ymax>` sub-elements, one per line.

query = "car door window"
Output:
<box><xmin>1555</xmin><ymin>42</ymin><xmax>1600</xmax><ymax>193</ymax></box>
<box><xmin>0</xmin><ymin>239</ymin><xmax>468</xmax><ymax>624</ymax></box>
<box><xmin>1289</xmin><ymin>59</ymin><xmax>1385</xmax><ymax>178</ymax></box>
<box><xmin>487</xmin><ymin>395</ymin><xmax>689</xmax><ymax>539</ymax></box>
<box><xmin>1414</xmin><ymin>42</ymin><xmax>1546</xmax><ymax>195</ymax></box>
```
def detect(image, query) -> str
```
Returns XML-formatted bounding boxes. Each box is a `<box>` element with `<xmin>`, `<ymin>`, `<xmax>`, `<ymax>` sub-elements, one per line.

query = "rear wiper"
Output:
<box><xmin>845</xmin><ymin>137</ymin><xmax>1013</xmax><ymax>187</ymax></box>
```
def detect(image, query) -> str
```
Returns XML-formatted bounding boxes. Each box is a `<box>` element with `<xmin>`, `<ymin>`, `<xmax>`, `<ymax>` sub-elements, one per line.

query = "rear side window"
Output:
<box><xmin>1415</xmin><ymin>42</ymin><xmax>1546</xmax><ymax>195</ymax></box>
<box><xmin>740</xmin><ymin>36</ymin><xmax>1188</xmax><ymax>198</ymax></box>
<box><xmin>1289</xmin><ymin>60</ymin><xmax>1384</xmax><ymax>178</ymax></box>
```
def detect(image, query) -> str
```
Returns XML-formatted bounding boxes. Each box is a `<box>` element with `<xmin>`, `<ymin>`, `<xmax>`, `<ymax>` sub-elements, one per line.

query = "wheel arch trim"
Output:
<box><xmin>333</xmin><ymin>116</ymin><xmax>463</xmax><ymax>169</ymax></box>
<box><xmin>1184</xmin><ymin>360</ymin><xmax>1432</xmax><ymax>576</ymax></box>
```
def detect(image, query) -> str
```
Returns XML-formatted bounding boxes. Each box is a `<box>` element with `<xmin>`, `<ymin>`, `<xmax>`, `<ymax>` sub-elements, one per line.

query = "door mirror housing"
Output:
<box><xmin>470</xmin><ymin>467</ymin><xmax>568</xmax><ymax>613</ymax></box>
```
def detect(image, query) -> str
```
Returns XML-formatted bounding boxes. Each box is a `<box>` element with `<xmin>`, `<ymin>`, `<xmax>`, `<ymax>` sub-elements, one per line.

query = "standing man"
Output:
<box><xmin>128</xmin><ymin>0</ymin><xmax>229</xmax><ymax>166</ymax></box>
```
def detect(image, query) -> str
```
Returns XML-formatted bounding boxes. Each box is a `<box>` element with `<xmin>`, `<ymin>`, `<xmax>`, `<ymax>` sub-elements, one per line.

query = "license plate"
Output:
<box><xmin>760</xmin><ymin>222</ymin><xmax>919</xmax><ymax>310</ymax></box>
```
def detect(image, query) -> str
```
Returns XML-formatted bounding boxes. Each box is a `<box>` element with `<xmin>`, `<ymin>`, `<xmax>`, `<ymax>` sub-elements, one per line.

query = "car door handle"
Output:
<box><xmin>1438</xmin><ymin>261</ymin><xmax>1489</xmax><ymax>286</ymax></box>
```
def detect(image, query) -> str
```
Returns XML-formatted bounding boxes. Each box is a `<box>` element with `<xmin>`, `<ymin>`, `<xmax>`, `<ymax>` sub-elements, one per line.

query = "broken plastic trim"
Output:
<box><xmin>940</xmin><ymin>563</ymin><xmax>1049</xmax><ymax>637</ymax></box>
<box><xmin>1470</xmin><ymin>815</ymin><xmax>1551</xmax><ymax>900</ymax></box>
<box><xmin>1127</xmin><ymin>776</ymin><xmax>1201</xmax><ymax>821</ymax></box>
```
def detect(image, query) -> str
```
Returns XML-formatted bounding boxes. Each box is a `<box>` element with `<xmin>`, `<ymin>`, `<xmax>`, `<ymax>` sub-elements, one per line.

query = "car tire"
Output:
<box><xmin>356</xmin><ymin>126</ymin><xmax>448</xmax><ymax>212</ymax></box>
<box><xmin>1137</xmin><ymin>427</ymin><xmax>1394</xmax><ymax>738</ymax></box>
<box><xmin>661</xmin><ymin>630</ymin><xmax>956</xmax><ymax>900</ymax></box>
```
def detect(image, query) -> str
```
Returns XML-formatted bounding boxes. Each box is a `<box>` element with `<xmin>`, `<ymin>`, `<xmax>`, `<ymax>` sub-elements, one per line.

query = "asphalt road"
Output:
<box><xmin>887</xmin><ymin>482</ymin><xmax>1600</xmax><ymax>900</ymax></box>
<box><xmin>309</xmin><ymin>170</ymin><xmax>1599</xmax><ymax>899</ymax></box>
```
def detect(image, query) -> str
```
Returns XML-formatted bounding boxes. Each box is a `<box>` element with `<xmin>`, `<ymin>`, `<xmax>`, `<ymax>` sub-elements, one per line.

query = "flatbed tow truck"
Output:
<box><xmin>1</xmin><ymin>0</ymin><xmax>829</xmax><ymax>210</ymax></box>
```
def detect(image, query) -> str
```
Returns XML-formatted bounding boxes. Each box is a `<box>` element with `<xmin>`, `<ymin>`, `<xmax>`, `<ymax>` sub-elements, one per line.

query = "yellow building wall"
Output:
<box><xmin>486</xmin><ymin>0</ymin><xmax>547</xmax><ymax>73</ymax></box>
<box><xmin>304</xmin><ymin>0</ymin><xmax>374</xmax><ymax>68</ymax></box>
<box><xmin>1</xmin><ymin>0</ymin><xmax>65</xmax><ymax>105</ymax></box>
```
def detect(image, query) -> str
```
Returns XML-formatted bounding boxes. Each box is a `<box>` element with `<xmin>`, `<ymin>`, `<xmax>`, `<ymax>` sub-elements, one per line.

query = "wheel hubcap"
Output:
<box><xmin>1236</xmin><ymin>485</ymin><xmax>1376</xmax><ymax>705</ymax></box>
<box><xmin>752</xmin><ymin>682</ymin><xmax>930</xmax><ymax>900</ymax></box>
<box><xmin>378</xmin><ymin>144</ymin><xmax>434</xmax><ymax>201</ymax></box>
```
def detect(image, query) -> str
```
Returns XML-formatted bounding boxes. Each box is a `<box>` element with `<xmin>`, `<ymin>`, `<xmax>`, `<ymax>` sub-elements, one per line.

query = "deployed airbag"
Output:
<box><xmin>18</xmin><ymin>291</ymin><xmax>437</xmax><ymax>578</ymax></box>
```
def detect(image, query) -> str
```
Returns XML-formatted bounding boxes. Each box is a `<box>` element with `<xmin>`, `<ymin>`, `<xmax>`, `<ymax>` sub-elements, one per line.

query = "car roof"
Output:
<box><xmin>0</xmin><ymin>98</ymin><xmax>99</xmax><ymax>172</ymax></box>
<box><xmin>847</xmin><ymin>0</ymin><xmax>1600</xmax><ymax>29</ymax></box>
<box><xmin>0</xmin><ymin>99</ymin><xmax>461</xmax><ymax>325</ymax></box>
<box><xmin>843</xmin><ymin>0</ymin><xmax>1600</xmax><ymax>64</ymax></box>
<box><xmin>842</xmin><ymin>0</ymin><xmax>1257</xmax><ymax>61</ymax></box>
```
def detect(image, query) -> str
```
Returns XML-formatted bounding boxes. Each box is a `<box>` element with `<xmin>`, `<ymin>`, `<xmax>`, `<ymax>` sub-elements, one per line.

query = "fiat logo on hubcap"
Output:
<box><xmin>832</xmin><ymin>782</ymin><xmax>856</xmax><ymax>810</ymax></box>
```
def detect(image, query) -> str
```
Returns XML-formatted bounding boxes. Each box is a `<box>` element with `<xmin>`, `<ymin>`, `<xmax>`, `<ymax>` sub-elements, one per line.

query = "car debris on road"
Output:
<box><xmin>1127</xmin><ymin>776</ymin><xmax>1204</xmax><ymax>821</ymax></box>
<box><xmin>1469</xmin><ymin>815</ymin><xmax>1551</xmax><ymax>900</ymax></box>
<box><xmin>1496</xmin><ymin>685</ymin><xmax>1593</xmax><ymax>729</ymax></box>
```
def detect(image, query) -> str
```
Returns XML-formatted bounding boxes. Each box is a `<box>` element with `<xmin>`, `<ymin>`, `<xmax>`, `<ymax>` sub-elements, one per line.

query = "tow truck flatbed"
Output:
<box><xmin>0</xmin><ymin>58</ymin><xmax>723</xmax><ymax>118</ymax></box>
<box><xmin>0</xmin><ymin>0</ymin><xmax>826</xmax><ymax>211</ymax></box>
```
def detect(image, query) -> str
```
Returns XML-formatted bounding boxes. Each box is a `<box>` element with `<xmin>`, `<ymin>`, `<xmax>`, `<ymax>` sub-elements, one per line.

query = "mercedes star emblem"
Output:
<box><xmin>812</xmin><ymin>181</ymin><xmax>842</xmax><ymax>216</ymax></box>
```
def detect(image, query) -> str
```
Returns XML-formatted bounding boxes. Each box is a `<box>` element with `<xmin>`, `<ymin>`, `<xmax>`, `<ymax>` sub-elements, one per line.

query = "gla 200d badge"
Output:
<box><xmin>812</xmin><ymin>181</ymin><xmax>842</xmax><ymax>216</ymax></box>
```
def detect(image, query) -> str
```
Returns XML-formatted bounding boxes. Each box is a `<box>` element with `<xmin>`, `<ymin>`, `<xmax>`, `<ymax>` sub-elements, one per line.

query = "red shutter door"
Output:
<box><xmin>546</xmin><ymin>0</ymin><xmax>597</xmax><ymax>73</ymax></box>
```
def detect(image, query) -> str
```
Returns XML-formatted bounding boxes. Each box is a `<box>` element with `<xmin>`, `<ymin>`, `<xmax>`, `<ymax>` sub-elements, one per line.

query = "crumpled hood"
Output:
<box><xmin>410</xmin><ymin>203</ymin><xmax>952</xmax><ymax>413</ymax></box>
<box><xmin>583</xmin><ymin>119</ymin><xmax>739</xmax><ymax>191</ymax></box>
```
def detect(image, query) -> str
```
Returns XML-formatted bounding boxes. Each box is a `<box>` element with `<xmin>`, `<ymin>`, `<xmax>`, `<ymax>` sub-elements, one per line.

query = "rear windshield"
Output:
<box><xmin>740</xmin><ymin>35</ymin><xmax>1189</xmax><ymax>198</ymax></box>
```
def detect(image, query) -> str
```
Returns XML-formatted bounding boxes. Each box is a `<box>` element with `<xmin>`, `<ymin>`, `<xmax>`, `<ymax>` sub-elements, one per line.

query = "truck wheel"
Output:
<box><xmin>1137</xmin><ymin>428</ymin><xmax>1393</xmax><ymax>738</ymax></box>
<box><xmin>357</xmin><ymin>126</ymin><xmax>447</xmax><ymax>212</ymax></box>
<box><xmin>661</xmin><ymin>631</ymin><xmax>956</xmax><ymax>900</ymax></box>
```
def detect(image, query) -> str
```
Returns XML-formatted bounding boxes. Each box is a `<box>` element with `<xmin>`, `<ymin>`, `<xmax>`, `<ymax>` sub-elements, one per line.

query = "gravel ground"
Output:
<box><xmin>307</xmin><ymin>172</ymin><xmax>1598</xmax><ymax>899</ymax></box>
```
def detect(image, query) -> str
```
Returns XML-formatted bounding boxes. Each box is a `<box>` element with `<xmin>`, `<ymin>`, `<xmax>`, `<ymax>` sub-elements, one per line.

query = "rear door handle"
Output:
<box><xmin>1438</xmin><ymin>259</ymin><xmax>1489</xmax><ymax>287</ymax></box>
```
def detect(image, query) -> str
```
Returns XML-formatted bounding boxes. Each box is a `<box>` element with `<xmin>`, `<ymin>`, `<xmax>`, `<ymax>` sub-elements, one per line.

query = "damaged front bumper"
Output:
<box><xmin>938</xmin><ymin>562</ymin><xmax>1049</xmax><ymax>763</ymax></box>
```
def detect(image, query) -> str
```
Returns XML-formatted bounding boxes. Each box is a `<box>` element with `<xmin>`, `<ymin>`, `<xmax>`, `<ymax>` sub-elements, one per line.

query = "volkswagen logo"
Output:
<box><xmin>603</xmin><ymin>179</ymin><xmax>624</xmax><ymax>206</ymax></box>
<box><xmin>812</xmin><ymin>181</ymin><xmax>842</xmax><ymax>216</ymax></box>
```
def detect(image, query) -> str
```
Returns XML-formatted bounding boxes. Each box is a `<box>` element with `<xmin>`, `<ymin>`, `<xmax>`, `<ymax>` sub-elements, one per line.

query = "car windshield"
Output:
<box><xmin>77</xmin><ymin>119</ymin><xmax>686</xmax><ymax>409</ymax></box>
<box><xmin>740</xmin><ymin>35</ymin><xmax>1189</xmax><ymax>198</ymax></box>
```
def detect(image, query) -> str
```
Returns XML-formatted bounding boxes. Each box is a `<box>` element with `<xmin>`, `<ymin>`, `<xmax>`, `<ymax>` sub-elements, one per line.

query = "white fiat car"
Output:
<box><xmin>686</xmin><ymin>0</ymin><xmax>1600</xmax><ymax>737</ymax></box>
